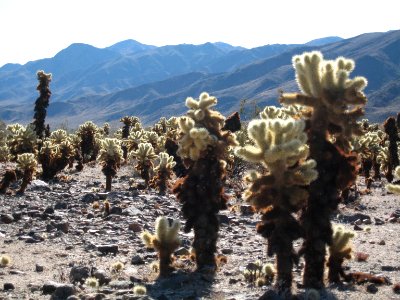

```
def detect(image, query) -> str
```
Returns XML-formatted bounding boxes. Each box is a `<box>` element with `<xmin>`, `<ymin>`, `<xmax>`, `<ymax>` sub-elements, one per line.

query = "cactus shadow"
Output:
<box><xmin>146</xmin><ymin>269</ymin><xmax>215</xmax><ymax>300</ymax></box>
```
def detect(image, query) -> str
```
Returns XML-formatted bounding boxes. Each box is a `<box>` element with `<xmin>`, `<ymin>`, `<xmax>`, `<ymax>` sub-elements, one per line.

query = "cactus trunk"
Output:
<box><xmin>18</xmin><ymin>170</ymin><xmax>33</xmax><ymax>194</ymax></box>
<box><xmin>327</xmin><ymin>255</ymin><xmax>344</xmax><ymax>283</ymax></box>
<box><xmin>106</xmin><ymin>174</ymin><xmax>112</xmax><ymax>191</ymax></box>
<box><xmin>193</xmin><ymin>213</ymin><xmax>218</xmax><ymax>269</ymax></box>
<box><xmin>158</xmin><ymin>248</ymin><xmax>173</xmax><ymax>277</ymax></box>
<box><xmin>276</xmin><ymin>243</ymin><xmax>293</xmax><ymax>293</ymax></box>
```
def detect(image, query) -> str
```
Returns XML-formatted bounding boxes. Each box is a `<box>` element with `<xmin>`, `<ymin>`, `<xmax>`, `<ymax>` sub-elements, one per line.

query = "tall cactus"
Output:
<box><xmin>172</xmin><ymin>92</ymin><xmax>237</xmax><ymax>270</ymax></box>
<box><xmin>235</xmin><ymin>117</ymin><xmax>317</xmax><ymax>295</ymax></box>
<box><xmin>280</xmin><ymin>51</ymin><xmax>367</xmax><ymax>288</ymax></box>
<box><xmin>32</xmin><ymin>70</ymin><xmax>52</xmax><ymax>140</ymax></box>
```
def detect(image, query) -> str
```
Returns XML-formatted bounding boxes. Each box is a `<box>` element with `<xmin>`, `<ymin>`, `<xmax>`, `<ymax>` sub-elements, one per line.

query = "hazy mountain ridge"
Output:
<box><xmin>0</xmin><ymin>30</ymin><xmax>399</xmax><ymax>126</ymax></box>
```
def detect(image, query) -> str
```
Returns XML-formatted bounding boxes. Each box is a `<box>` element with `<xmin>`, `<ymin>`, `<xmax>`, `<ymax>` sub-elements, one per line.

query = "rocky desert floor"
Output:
<box><xmin>1</xmin><ymin>163</ymin><xmax>400</xmax><ymax>300</ymax></box>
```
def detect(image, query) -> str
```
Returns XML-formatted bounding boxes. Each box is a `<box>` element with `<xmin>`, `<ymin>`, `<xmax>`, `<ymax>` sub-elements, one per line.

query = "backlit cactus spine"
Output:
<box><xmin>172</xmin><ymin>92</ymin><xmax>237</xmax><ymax>270</ymax></box>
<box><xmin>235</xmin><ymin>117</ymin><xmax>317</xmax><ymax>295</ymax></box>
<box><xmin>280</xmin><ymin>51</ymin><xmax>367</xmax><ymax>288</ymax></box>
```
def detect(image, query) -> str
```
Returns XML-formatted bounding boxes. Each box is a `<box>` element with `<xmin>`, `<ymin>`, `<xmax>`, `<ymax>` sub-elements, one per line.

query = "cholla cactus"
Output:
<box><xmin>378</xmin><ymin>141</ymin><xmax>400</xmax><ymax>183</ymax></box>
<box><xmin>236</xmin><ymin>117</ymin><xmax>317</xmax><ymax>294</ymax></box>
<box><xmin>141</xmin><ymin>216</ymin><xmax>180</xmax><ymax>276</ymax></box>
<box><xmin>50</xmin><ymin>129</ymin><xmax>68</xmax><ymax>144</ymax></box>
<box><xmin>352</xmin><ymin>131</ymin><xmax>383</xmax><ymax>186</ymax></box>
<box><xmin>102</xmin><ymin>122</ymin><xmax>110</xmax><ymax>136</ymax></box>
<box><xmin>383</xmin><ymin>117</ymin><xmax>400</xmax><ymax>182</ymax></box>
<box><xmin>68</xmin><ymin>133</ymin><xmax>83</xmax><ymax>171</ymax></box>
<box><xmin>150</xmin><ymin>152</ymin><xmax>176</xmax><ymax>194</ymax></box>
<box><xmin>327</xmin><ymin>226</ymin><xmax>356</xmax><ymax>283</ymax></box>
<box><xmin>0</xmin><ymin>145</ymin><xmax>11</xmax><ymax>162</ymax></box>
<box><xmin>39</xmin><ymin>140</ymin><xmax>74</xmax><ymax>181</ymax></box>
<box><xmin>8</xmin><ymin>124</ymin><xmax>37</xmax><ymax>158</ymax></box>
<box><xmin>76</xmin><ymin>121</ymin><xmax>100</xmax><ymax>163</ymax></box>
<box><xmin>145</xmin><ymin>131</ymin><xmax>159</xmax><ymax>149</ymax></box>
<box><xmin>387</xmin><ymin>166</ymin><xmax>400</xmax><ymax>194</ymax></box>
<box><xmin>172</xmin><ymin>92</ymin><xmax>237</xmax><ymax>270</ymax></box>
<box><xmin>16</xmin><ymin>153</ymin><xmax>37</xmax><ymax>194</ymax></box>
<box><xmin>128</xmin><ymin>142</ymin><xmax>157</xmax><ymax>186</ymax></box>
<box><xmin>125</xmin><ymin>130</ymin><xmax>145</xmax><ymax>153</ymax></box>
<box><xmin>32</xmin><ymin>70</ymin><xmax>52</xmax><ymax>140</ymax></box>
<box><xmin>243</xmin><ymin>261</ymin><xmax>275</xmax><ymax>286</ymax></box>
<box><xmin>120</xmin><ymin>116</ymin><xmax>139</xmax><ymax>159</ymax></box>
<box><xmin>97</xmin><ymin>138</ymin><xmax>123</xmax><ymax>191</ymax></box>
<box><xmin>280</xmin><ymin>51</ymin><xmax>366</xmax><ymax>288</ymax></box>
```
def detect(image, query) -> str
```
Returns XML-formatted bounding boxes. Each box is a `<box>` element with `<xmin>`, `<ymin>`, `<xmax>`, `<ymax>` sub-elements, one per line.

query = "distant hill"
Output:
<box><xmin>0</xmin><ymin>31</ymin><xmax>399</xmax><ymax>127</ymax></box>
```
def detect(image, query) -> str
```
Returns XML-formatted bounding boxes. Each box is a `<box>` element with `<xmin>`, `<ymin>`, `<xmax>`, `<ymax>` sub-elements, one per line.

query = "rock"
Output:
<box><xmin>378</xmin><ymin>240</ymin><xmax>386</xmax><ymax>245</ymax></box>
<box><xmin>82</xmin><ymin>193</ymin><xmax>99</xmax><ymax>204</ymax></box>
<box><xmin>51</xmin><ymin>284</ymin><xmax>76</xmax><ymax>300</ymax></box>
<box><xmin>218</xmin><ymin>214</ymin><xmax>230</xmax><ymax>225</ymax></box>
<box><xmin>93</xmin><ymin>269</ymin><xmax>111</xmax><ymax>286</ymax></box>
<box><xmin>3</xmin><ymin>283</ymin><xmax>15</xmax><ymax>290</ymax></box>
<box><xmin>1</xmin><ymin>214</ymin><xmax>14</xmax><ymax>224</ymax></box>
<box><xmin>110</xmin><ymin>206</ymin><xmax>123</xmax><ymax>215</ymax></box>
<box><xmin>131</xmin><ymin>255</ymin><xmax>144</xmax><ymax>265</ymax></box>
<box><xmin>12</xmin><ymin>212</ymin><xmax>22</xmax><ymax>221</ymax></box>
<box><xmin>55</xmin><ymin>202</ymin><xmax>68</xmax><ymax>210</ymax></box>
<box><xmin>381</xmin><ymin>265</ymin><xmax>397</xmax><ymax>271</ymax></box>
<box><xmin>55</xmin><ymin>222</ymin><xmax>69</xmax><ymax>233</ymax></box>
<box><xmin>174</xmin><ymin>247</ymin><xmax>190</xmax><ymax>256</ymax></box>
<box><xmin>128</xmin><ymin>222</ymin><xmax>142</xmax><ymax>232</ymax></box>
<box><xmin>374</xmin><ymin>217</ymin><xmax>385</xmax><ymax>225</ymax></box>
<box><xmin>353</xmin><ymin>224</ymin><xmax>363</xmax><ymax>231</ymax></box>
<box><xmin>30</xmin><ymin>180</ymin><xmax>50</xmax><ymax>191</ymax></box>
<box><xmin>221</xmin><ymin>248</ymin><xmax>233</xmax><ymax>255</ymax></box>
<box><xmin>36</xmin><ymin>264</ymin><xmax>44</xmax><ymax>272</ymax></box>
<box><xmin>240</xmin><ymin>205</ymin><xmax>254</xmax><ymax>215</ymax></box>
<box><xmin>43</xmin><ymin>281</ymin><xmax>61</xmax><ymax>294</ymax></box>
<box><xmin>337</xmin><ymin>213</ymin><xmax>371</xmax><ymax>224</ymax></box>
<box><xmin>366</xmin><ymin>283</ymin><xmax>378</xmax><ymax>293</ymax></box>
<box><xmin>97</xmin><ymin>244</ymin><xmax>119</xmax><ymax>255</ymax></box>
<box><xmin>44</xmin><ymin>206</ymin><xmax>55</xmax><ymax>214</ymax></box>
<box><xmin>109</xmin><ymin>280</ymin><xmax>134</xmax><ymax>289</ymax></box>
<box><xmin>69</xmin><ymin>266</ymin><xmax>90</xmax><ymax>283</ymax></box>
<box><xmin>259</xmin><ymin>290</ymin><xmax>281</xmax><ymax>300</ymax></box>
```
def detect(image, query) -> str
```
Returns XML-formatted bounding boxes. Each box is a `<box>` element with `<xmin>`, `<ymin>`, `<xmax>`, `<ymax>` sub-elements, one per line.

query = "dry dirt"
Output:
<box><xmin>1</xmin><ymin>163</ymin><xmax>400</xmax><ymax>300</ymax></box>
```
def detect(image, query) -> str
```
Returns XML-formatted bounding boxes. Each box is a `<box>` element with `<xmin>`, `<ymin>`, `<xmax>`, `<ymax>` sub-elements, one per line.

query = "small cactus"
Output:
<box><xmin>17</xmin><ymin>153</ymin><xmax>37</xmax><ymax>194</ymax></box>
<box><xmin>128</xmin><ymin>142</ymin><xmax>157</xmax><ymax>186</ymax></box>
<box><xmin>149</xmin><ymin>152</ymin><xmax>176</xmax><ymax>194</ymax></box>
<box><xmin>97</xmin><ymin>138</ymin><xmax>123</xmax><ymax>191</ymax></box>
<box><xmin>327</xmin><ymin>226</ymin><xmax>356</xmax><ymax>283</ymax></box>
<box><xmin>0</xmin><ymin>255</ymin><xmax>11</xmax><ymax>267</ymax></box>
<box><xmin>141</xmin><ymin>216</ymin><xmax>180</xmax><ymax>277</ymax></box>
<box><xmin>387</xmin><ymin>166</ymin><xmax>400</xmax><ymax>194</ymax></box>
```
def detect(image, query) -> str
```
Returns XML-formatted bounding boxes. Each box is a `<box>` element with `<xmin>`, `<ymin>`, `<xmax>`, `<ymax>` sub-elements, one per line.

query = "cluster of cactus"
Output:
<box><xmin>243</xmin><ymin>261</ymin><xmax>275</xmax><ymax>287</ymax></box>
<box><xmin>97</xmin><ymin>138</ymin><xmax>123</xmax><ymax>191</ymax></box>
<box><xmin>76</xmin><ymin>121</ymin><xmax>101</xmax><ymax>163</ymax></box>
<box><xmin>149</xmin><ymin>152</ymin><xmax>176</xmax><ymax>194</ymax></box>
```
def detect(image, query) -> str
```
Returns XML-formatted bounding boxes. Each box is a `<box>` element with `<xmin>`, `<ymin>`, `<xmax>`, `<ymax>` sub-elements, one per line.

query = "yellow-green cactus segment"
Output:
<box><xmin>154</xmin><ymin>152</ymin><xmax>176</xmax><ymax>173</ymax></box>
<box><xmin>50</xmin><ymin>129</ymin><xmax>68</xmax><ymax>144</ymax></box>
<box><xmin>351</xmin><ymin>131</ymin><xmax>382</xmax><ymax>159</ymax></box>
<box><xmin>177</xmin><ymin>117</ymin><xmax>215</xmax><ymax>161</ymax></box>
<box><xmin>97</xmin><ymin>138</ymin><xmax>123</xmax><ymax>163</ymax></box>
<box><xmin>0</xmin><ymin>145</ymin><xmax>11</xmax><ymax>162</ymax></box>
<box><xmin>387</xmin><ymin>166</ymin><xmax>400</xmax><ymax>194</ymax></box>
<box><xmin>77</xmin><ymin>121</ymin><xmax>99</xmax><ymax>135</ymax></box>
<box><xmin>129</xmin><ymin>142</ymin><xmax>157</xmax><ymax>163</ymax></box>
<box><xmin>141</xmin><ymin>216</ymin><xmax>181</xmax><ymax>248</ymax></box>
<box><xmin>145</xmin><ymin>131</ymin><xmax>159</xmax><ymax>144</ymax></box>
<box><xmin>329</xmin><ymin>226</ymin><xmax>355</xmax><ymax>260</ymax></box>
<box><xmin>6</xmin><ymin>123</ymin><xmax>24</xmax><ymax>135</ymax></box>
<box><xmin>186</xmin><ymin>92</ymin><xmax>218</xmax><ymax>122</ymax></box>
<box><xmin>17</xmin><ymin>153</ymin><xmax>37</xmax><ymax>171</ymax></box>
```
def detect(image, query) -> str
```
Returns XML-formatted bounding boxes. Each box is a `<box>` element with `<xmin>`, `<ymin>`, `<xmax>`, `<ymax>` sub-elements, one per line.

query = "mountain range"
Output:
<box><xmin>0</xmin><ymin>31</ymin><xmax>399</xmax><ymax>128</ymax></box>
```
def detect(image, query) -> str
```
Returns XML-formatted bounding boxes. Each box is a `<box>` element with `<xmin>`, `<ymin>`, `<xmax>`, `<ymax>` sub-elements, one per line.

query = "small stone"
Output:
<box><xmin>174</xmin><ymin>247</ymin><xmax>190</xmax><ymax>256</ymax></box>
<box><xmin>55</xmin><ymin>202</ymin><xmax>68</xmax><ymax>210</ymax></box>
<box><xmin>374</xmin><ymin>217</ymin><xmax>384</xmax><ymax>225</ymax></box>
<box><xmin>218</xmin><ymin>214</ymin><xmax>230</xmax><ymax>225</ymax></box>
<box><xmin>221</xmin><ymin>248</ymin><xmax>233</xmax><ymax>255</ymax></box>
<box><xmin>353</xmin><ymin>224</ymin><xmax>363</xmax><ymax>231</ymax></box>
<box><xmin>42</xmin><ymin>281</ymin><xmax>60</xmax><ymax>294</ymax></box>
<box><xmin>388</xmin><ymin>217</ymin><xmax>397</xmax><ymax>223</ymax></box>
<box><xmin>93</xmin><ymin>269</ymin><xmax>111</xmax><ymax>286</ymax></box>
<box><xmin>69</xmin><ymin>266</ymin><xmax>90</xmax><ymax>284</ymax></box>
<box><xmin>128</xmin><ymin>222</ymin><xmax>142</xmax><ymax>232</ymax></box>
<box><xmin>44</xmin><ymin>206</ymin><xmax>55</xmax><ymax>214</ymax></box>
<box><xmin>3</xmin><ymin>283</ymin><xmax>15</xmax><ymax>290</ymax></box>
<box><xmin>109</xmin><ymin>280</ymin><xmax>134</xmax><ymax>289</ymax></box>
<box><xmin>1</xmin><ymin>214</ymin><xmax>14</xmax><ymax>224</ymax></box>
<box><xmin>110</xmin><ymin>206</ymin><xmax>123</xmax><ymax>215</ymax></box>
<box><xmin>366</xmin><ymin>283</ymin><xmax>378</xmax><ymax>293</ymax></box>
<box><xmin>378</xmin><ymin>240</ymin><xmax>386</xmax><ymax>245</ymax></box>
<box><xmin>82</xmin><ymin>193</ymin><xmax>99</xmax><ymax>203</ymax></box>
<box><xmin>36</xmin><ymin>264</ymin><xmax>44</xmax><ymax>272</ymax></box>
<box><xmin>363</xmin><ymin>218</ymin><xmax>372</xmax><ymax>225</ymax></box>
<box><xmin>97</xmin><ymin>244</ymin><xmax>119</xmax><ymax>255</ymax></box>
<box><xmin>381</xmin><ymin>265</ymin><xmax>397</xmax><ymax>271</ymax></box>
<box><xmin>354</xmin><ymin>219</ymin><xmax>363</xmax><ymax>225</ymax></box>
<box><xmin>131</xmin><ymin>255</ymin><xmax>144</xmax><ymax>265</ymax></box>
<box><xmin>52</xmin><ymin>284</ymin><xmax>76</xmax><ymax>299</ymax></box>
<box><xmin>240</xmin><ymin>205</ymin><xmax>254</xmax><ymax>215</ymax></box>
<box><xmin>56</xmin><ymin>222</ymin><xmax>69</xmax><ymax>233</ymax></box>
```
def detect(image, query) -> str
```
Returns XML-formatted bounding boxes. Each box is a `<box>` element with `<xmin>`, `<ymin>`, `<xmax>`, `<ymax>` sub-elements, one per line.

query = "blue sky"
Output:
<box><xmin>0</xmin><ymin>0</ymin><xmax>399</xmax><ymax>67</ymax></box>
